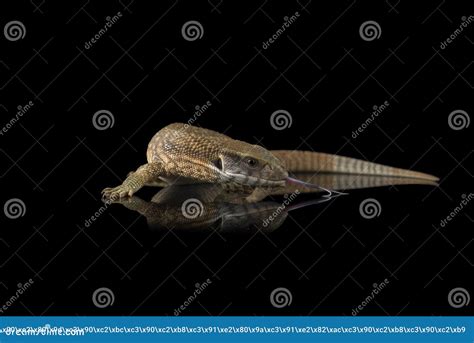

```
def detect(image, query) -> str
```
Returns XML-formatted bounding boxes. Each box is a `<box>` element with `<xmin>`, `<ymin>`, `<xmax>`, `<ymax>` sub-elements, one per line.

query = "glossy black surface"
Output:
<box><xmin>1</xmin><ymin>0</ymin><xmax>472</xmax><ymax>316</ymax></box>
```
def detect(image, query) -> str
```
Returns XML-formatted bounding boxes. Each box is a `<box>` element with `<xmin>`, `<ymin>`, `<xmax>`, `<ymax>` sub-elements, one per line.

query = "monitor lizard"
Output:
<box><xmin>101</xmin><ymin>123</ymin><xmax>438</xmax><ymax>201</ymax></box>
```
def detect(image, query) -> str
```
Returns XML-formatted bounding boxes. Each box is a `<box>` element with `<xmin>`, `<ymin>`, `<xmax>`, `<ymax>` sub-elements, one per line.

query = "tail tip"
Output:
<box><xmin>420</xmin><ymin>173</ymin><xmax>439</xmax><ymax>182</ymax></box>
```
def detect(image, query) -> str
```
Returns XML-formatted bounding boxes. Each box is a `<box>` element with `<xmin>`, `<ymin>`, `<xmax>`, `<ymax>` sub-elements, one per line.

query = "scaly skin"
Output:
<box><xmin>102</xmin><ymin>123</ymin><xmax>438</xmax><ymax>200</ymax></box>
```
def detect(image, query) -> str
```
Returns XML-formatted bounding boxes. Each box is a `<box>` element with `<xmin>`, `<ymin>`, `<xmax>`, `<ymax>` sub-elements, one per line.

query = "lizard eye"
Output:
<box><xmin>212</xmin><ymin>158</ymin><xmax>223</xmax><ymax>171</ymax></box>
<box><xmin>245</xmin><ymin>158</ymin><xmax>258</xmax><ymax>167</ymax></box>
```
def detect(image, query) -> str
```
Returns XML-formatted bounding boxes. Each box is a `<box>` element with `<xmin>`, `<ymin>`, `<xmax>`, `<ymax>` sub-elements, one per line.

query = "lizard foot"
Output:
<box><xmin>101</xmin><ymin>185</ymin><xmax>135</xmax><ymax>201</ymax></box>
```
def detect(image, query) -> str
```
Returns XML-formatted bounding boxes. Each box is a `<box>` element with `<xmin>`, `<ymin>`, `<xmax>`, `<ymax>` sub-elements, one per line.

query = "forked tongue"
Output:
<box><xmin>286</xmin><ymin>176</ymin><xmax>347</xmax><ymax>197</ymax></box>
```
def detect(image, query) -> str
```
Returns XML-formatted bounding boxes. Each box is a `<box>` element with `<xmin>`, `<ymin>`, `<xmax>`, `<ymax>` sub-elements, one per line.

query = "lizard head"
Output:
<box><xmin>216</xmin><ymin>143</ymin><xmax>288</xmax><ymax>187</ymax></box>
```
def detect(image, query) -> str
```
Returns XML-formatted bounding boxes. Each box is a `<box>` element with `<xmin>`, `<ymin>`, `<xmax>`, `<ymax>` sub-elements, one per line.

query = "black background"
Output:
<box><xmin>1</xmin><ymin>0</ymin><xmax>472</xmax><ymax>316</ymax></box>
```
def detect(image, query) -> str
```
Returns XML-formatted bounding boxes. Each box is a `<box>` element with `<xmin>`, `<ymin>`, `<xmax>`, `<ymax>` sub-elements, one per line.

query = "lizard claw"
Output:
<box><xmin>101</xmin><ymin>185</ymin><xmax>135</xmax><ymax>201</ymax></box>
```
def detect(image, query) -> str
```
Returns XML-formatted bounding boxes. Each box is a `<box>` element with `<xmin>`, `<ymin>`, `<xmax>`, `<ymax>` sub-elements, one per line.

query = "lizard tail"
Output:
<box><xmin>271</xmin><ymin>150</ymin><xmax>439</xmax><ymax>182</ymax></box>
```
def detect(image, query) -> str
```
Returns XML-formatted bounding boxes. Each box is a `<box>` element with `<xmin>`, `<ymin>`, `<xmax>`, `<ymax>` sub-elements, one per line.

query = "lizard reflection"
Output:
<box><xmin>109</xmin><ymin>173</ymin><xmax>437</xmax><ymax>232</ymax></box>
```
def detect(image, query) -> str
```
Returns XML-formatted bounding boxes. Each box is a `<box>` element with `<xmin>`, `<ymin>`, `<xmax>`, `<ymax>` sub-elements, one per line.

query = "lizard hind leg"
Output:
<box><xmin>102</xmin><ymin>162</ymin><xmax>164</xmax><ymax>200</ymax></box>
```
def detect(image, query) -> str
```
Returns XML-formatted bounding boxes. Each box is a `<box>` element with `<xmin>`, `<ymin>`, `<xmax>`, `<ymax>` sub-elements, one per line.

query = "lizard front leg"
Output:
<box><xmin>102</xmin><ymin>162</ymin><xmax>164</xmax><ymax>199</ymax></box>
<box><xmin>126</xmin><ymin>171</ymin><xmax>168</xmax><ymax>187</ymax></box>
